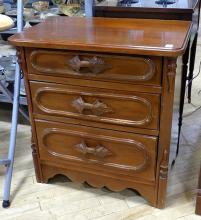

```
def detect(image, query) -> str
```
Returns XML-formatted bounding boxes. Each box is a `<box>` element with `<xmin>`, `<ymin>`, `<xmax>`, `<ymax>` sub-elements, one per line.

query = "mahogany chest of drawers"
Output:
<box><xmin>9</xmin><ymin>17</ymin><xmax>191</xmax><ymax>208</ymax></box>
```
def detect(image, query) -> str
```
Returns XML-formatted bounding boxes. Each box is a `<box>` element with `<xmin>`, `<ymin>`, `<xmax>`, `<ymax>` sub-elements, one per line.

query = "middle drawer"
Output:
<box><xmin>31</xmin><ymin>81</ymin><xmax>160</xmax><ymax>130</ymax></box>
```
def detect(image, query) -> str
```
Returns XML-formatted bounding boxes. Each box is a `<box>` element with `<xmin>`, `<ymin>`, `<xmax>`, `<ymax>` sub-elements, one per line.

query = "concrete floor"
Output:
<box><xmin>0</xmin><ymin>34</ymin><xmax>201</xmax><ymax>219</ymax></box>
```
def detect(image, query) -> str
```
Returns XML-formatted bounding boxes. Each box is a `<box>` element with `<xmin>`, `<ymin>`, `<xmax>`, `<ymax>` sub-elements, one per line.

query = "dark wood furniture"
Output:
<box><xmin>94</xmin><ymin>0</ymin><xmax>201</xmax><ymax>164</ymax></box>
<box><xmin>9</xmin><ymin>17</ymin><xmax>191</xmax><ymax>208</ymax></box>
<box><xmin>196</xmin><ymin>164</ymin><xmax>201</xmax><ymax>215</ymax></box>
<box><xmin>94</xmin><ymin>0</ymin><xmax>200</xmax><ymax>22</ymax></box>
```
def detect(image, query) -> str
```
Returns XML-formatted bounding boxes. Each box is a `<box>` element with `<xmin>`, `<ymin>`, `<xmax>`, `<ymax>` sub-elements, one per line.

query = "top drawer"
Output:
<box><xmin>26</xmin><ymin>48</ymin><xmax>162</xmax><ymax>86</ymax></box>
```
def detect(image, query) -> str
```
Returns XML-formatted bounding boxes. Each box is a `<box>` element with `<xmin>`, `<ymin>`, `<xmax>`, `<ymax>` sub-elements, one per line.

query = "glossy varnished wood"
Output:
<box><xmin>9</xmin><ymin>17</ymin><xmax>191</xmax><ymax>57</ymax></box>
<box><xmin>35</xmin><ymin>119</ymin><xmax>158</xmax><ymax>182</ymax></box>
<box><xmin>30</xmin><ymin>81</ymin><xmax>160</xmax><ymax>130</ymax></box>
<box><xmin>9</xmin><ymin>17</ymin><xmax>191</xmax><ymax>209</ymax></box>
<box><xmin>28</xmin><ymin>74</ymin><xmax>162</xmax><ymax>94</ymax></box>
<box><xmin>26</xmin><ymin>48</ymin><xmax>162</xmax><ymax>86</ymax></box>
<box><xmin>156</xmin><ymin>57</ymin><xmax>177</xmax><ymax>208</ymax></box>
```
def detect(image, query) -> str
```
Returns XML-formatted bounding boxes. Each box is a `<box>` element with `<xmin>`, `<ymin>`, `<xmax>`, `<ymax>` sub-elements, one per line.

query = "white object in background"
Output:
<box><xmin>0</xmin><ymin>14</ymin><xmax>14</xmax><ymax>31</ymax></box>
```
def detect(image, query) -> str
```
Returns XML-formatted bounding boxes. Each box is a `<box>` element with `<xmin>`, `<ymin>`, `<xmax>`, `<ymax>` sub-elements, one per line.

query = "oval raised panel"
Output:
<box><xmin>36</xmin><ymin>120</ymin><xmax>157</xmax><ymax>181</ymax></box>
<box><xmin>42</xmin><ymin>128</ymin><xmax>150</xmax><ymax>172</ymax></box>
<box><xmin>32</xmin><ymin>83</ymin><xmax>159</xmax><ymax>129</ymax></box>
<box><xmin>29</xmin><ymin>49</ymin><xmax>160</xmax><ymax>84</ymax></box>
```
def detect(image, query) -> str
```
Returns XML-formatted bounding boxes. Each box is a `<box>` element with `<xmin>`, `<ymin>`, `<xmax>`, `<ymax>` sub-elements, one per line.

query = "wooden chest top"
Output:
<box><xmin>9</xmin><ymin>17</ymin><xmax>191</xmax><ymax>57</ymax></box>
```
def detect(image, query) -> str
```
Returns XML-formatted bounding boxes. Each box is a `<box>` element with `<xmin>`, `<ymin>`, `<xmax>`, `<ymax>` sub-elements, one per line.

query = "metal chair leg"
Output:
<box><xmin>2</xmin><ymin>63</ymin><xmax>21</xmax><ymax>208</ymax></box>
<box><xmin>1</xmin><ymin>0</ymin><xmax>23</xmax><ymax>208</ymax></box>
<box><xmin>85</xmin><ymin>0</ymin><xmax>93</xmax><ymax>16</ymax></box>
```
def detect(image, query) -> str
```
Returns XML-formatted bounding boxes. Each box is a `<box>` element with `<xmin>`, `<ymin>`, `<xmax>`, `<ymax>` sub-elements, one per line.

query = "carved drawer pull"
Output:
<box><xmin>68</xmin><ymin>55</ymin><xmax>110</xmax><ymax>74</ymax></box>
<box><xmin>74</xmin><ymin>141</ymin><xmax>112</xmax><ymax>158</ymax></box>
<box><xmin>72</xmin><ymin>96</ymin><xmax>113</xmax><ymax>116</ymax></box>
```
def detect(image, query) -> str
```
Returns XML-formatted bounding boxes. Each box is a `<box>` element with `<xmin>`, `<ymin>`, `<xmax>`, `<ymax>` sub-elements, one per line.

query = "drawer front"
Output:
<box><xmin>31</xmin><ymin>81</ymin><xmax>160</xmax><ymax>130</ymax></box>
<box><xmin>35</xmin><ymin>120</ymin><xmax>157</xmax><ymax>181</ymax></box>
<box><xmin>26</xmin><ymin>49</ymin><xmax>162</xmax><ymax>86</ymax></box>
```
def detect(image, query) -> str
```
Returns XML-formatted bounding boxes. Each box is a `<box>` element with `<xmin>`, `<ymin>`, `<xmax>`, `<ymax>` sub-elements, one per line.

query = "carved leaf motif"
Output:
<box><xmin>71</xmin><ymin>96</ymin><xmax>113</xmax><ymax>116</ymax></box>
<box><xmin>68</xmin><ymin>55</ymin><xmax>80</xmax><ymax>72</ymax></box>
<box><xmin>68</xmin><ymin>55</ymin><xmax>110</xmax><ymax>74</ymax></box>
<box><xmin>71</xmin><ymin>96</ymin><xmax>85</xmax><ymax>113</ymax></box>
<box><xmin>74</xmin><ymin>141</ymin><xmax>112</xmax><ymax>158</ymax></box>
<box><xmin>92</xmin><ymin>100</ymin><xmax>113</xmax><ymax>116</ymax></box>
<box><xmin>167</xmin><ymin>59</ymin><xmax>177</xmax><ymax>93</ymax></box>
<box><xmin>160</xmin><ymin>149</ymin><xmax>168</xmax><ymax>179</ymax></box>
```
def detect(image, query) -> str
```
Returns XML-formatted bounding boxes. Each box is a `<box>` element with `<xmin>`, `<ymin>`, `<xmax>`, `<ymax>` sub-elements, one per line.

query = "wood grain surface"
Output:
<box><xmin>9</xmin><ymin>17</ymin><xmax>192</xmax><ymax>57</ymax></box>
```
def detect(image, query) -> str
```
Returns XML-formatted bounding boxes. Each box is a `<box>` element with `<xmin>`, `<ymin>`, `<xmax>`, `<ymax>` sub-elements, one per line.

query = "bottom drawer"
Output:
<box><xmin>35</xmin><ymin>119</ymin><xmax>158</xmax><ymax>182</ymax></box>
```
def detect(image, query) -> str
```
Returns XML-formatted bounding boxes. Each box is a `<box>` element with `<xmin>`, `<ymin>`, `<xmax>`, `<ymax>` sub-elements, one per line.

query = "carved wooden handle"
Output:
<box><xmin>71</xmin><ymin>96</ymin><xmax>113</xmax><ymax>116</ymax></box>
<box><xmin>68</xmin><ymin>55</ymin><xmax>110</xmax><ymax>74</ymax></box>
<box><xmin>74</xmin><ymin>141</ymin><xmax>112</xmax><ymax>158</ymax></box>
